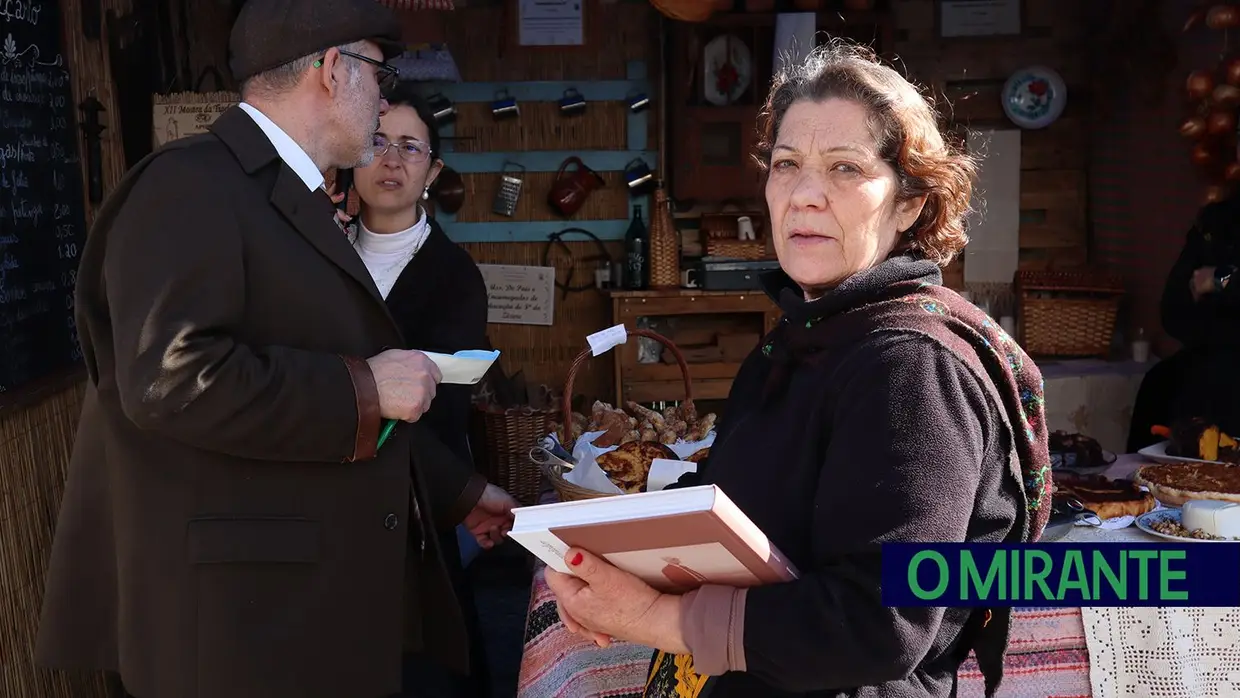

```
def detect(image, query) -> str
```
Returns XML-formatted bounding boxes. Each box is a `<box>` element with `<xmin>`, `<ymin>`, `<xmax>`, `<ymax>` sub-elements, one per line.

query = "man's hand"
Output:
<box><xmin>1191</xmin><ymin>266</ymin><xmax>1217</xmax><ymax>300</ymax></box>
<box><xmin>463</xmin><ymin>483</ymin><xmax>517</xmax><ymax>549</ymax></box>
<box><xmin>366</xmin><ymin>349</ymin><xmax>442</xmax><ymax>422</ymax></box>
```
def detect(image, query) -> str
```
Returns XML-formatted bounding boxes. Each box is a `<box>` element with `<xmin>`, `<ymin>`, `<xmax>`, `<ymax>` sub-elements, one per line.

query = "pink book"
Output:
<box><xmin>508</xmin><ymin>485</ymin><xmax>798</xmax><ymax>593</ymax></box>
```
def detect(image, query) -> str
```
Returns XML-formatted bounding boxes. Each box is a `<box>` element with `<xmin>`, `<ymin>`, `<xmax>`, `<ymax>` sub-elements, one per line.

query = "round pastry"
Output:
<box><xmin>1136</xmin><ymin>462</ymin><xmax>1240</xmax><ymax>507</ymax></box>
<box><xmin>684</xmin><ymin>447</ymin><xmax>710</xmax><ymax>464</ymax></box>
<box><xmin>596</xmin><ymin>441</ymin><xmax>677</xmax><ymax>494</ymax></box>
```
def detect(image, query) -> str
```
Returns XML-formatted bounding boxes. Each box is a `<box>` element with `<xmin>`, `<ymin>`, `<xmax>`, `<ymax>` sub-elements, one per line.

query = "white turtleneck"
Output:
<box><xmin>352</xmin><ymin>209</ymin><xmax>431</xmax><ymax>299</ymax></box>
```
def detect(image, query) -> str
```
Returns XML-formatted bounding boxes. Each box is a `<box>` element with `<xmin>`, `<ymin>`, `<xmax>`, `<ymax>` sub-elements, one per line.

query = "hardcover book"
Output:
<box><xmin>508</xmin><ymin>485</ymin><xmax>798</xmax><ymax>593</ymax></box>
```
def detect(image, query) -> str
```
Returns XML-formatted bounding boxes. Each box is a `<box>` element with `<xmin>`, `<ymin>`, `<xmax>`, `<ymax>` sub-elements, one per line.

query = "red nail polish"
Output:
<box><xmin>570</xmin><ymin>552</ymin><xmax>583</xmax><ymax>566</ymax></box>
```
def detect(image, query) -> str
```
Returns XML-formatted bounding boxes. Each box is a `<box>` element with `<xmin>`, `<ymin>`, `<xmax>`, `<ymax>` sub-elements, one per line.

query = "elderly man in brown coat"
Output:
<box><xmin>34</xmin><ymin>2</ymin><xmax>517</xmax><ymax>697</ymax></box>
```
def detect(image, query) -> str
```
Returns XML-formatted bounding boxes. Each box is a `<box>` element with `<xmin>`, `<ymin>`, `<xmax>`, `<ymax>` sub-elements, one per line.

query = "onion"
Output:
<box><xmin>1207</xmin><ymin>4</ymin><xmax>1240</xmax><ymax>29</ymax></box>
<box><xmin>1181</xmin><ymin>115</ymin><xmax>1208</xmax><ymax>138</ymax></box>
<box><xmin>1208</xmin><ymin>109</ymin><xmax>1238</xmax><ymax>135</ymax></box>
<box><xmin>1205</xmin><ymin>184</ymin><xmax>1230</xmax><ymax>203</ymax></box>
<box><xmin>1188</xmin><ymin>70</ymin><xmax>1216</xmax><ymax>100</ymax></box>
<box><xmin>1215</xmin><ymin>83</ymin><xmax>1240</xmax><ymax>107</ymax></box>
<box><xmin>1192</xmin><ymin>143</ymin><xmax>1217</xmax><ymax>166</ymax></box>
<box><xmin>1225</xmin><ymin>57</ymin><xmax>1240</xmax><ymax>85</ymax></box>
<box><xmin>1225</xmin><ymin>162</ymin><xmax>1240</xmax><ymax>180</ymax></box>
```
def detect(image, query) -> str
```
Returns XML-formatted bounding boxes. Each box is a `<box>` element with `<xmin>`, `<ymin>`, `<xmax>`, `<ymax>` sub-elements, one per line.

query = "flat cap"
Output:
<box><xmin>230</xmin><ymin>0</ymin><xmax>403</xmax><ymax>83</ymax></box>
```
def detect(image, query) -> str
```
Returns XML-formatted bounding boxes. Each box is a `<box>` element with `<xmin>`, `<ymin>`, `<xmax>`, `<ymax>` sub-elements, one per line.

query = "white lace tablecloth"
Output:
<box><xmin>1065</xmin><ymin>455</ymin><xmax>1240</xmax><ymax>697</ymax></box>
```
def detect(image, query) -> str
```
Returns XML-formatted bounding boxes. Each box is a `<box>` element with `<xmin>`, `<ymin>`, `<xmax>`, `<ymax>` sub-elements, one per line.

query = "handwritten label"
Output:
<box><xmin>586</xmin><ymin>324</ymin><xmax>627</xmax><ymax>357</ymax></box>
<box><xmin>478</xmin><ymin>264</ymin><xmax>555</xmax><ymax>326</ymax></box>
<box><xmin>0</xmin><ymin>2</ymin><xmax>90</xmax><ymax>395</ymax></box>
<box><xmin>151</xmin><ymin>96</ymin><xmax>238</xmax><ymax>146</ymax></box>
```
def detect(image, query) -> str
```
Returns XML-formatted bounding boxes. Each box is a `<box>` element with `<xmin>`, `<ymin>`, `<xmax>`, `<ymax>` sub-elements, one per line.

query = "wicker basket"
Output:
<box><xmin>648</xmin><ymin>186</ymin><xmax>680</xmax><ymax>288</ymax></box>
<box><xmin>470</xmin><ymin>405</ymin><xmax>557</xmax><ymax>506</ymax></box>
<box><xmin>704</xmin><ymin>238</ymin><xmax>769</xmax><ymax>260</ymax></box>
<box><xmin>539</xmin><ymin>328</ymin><xmax>693</xmax><ymax>502</ymax></box>
<box><xmin>1015</xmin><ymin>269</ymin><xmax>1124</xmax><ymax>358</ymax></box>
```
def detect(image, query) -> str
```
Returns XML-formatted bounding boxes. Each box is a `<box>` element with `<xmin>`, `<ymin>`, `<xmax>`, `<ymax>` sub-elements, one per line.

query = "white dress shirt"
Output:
<box><xmin>238</xmin><ymin>102</ymin><xmax>324</xmax><ymax>192</ymax></box>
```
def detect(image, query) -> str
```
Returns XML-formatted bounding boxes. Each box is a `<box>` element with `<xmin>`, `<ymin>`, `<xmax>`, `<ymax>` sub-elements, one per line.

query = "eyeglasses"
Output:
<box><xmin>334</xmin><ymin>49</ymin><xmax>399</xmax><ymax>95</ymax></box>
<box><xmin>372</xmin><ymin>133</ymin><xmax>433</xmax><ymax>163</ymax></box>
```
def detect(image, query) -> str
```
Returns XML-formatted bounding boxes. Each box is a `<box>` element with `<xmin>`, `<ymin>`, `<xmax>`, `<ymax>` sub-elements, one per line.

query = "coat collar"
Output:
<box><xmin>209</xmin><ymin>106</ymin><xmax>402</xmax><ymax>339</ymax></box>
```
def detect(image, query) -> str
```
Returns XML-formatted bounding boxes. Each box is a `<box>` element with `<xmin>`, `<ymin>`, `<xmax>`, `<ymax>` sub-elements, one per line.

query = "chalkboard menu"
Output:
<box><xmin>0</xmin><ymin>0</ymin><xmax>89</xmax><ymax>397</ymax></box>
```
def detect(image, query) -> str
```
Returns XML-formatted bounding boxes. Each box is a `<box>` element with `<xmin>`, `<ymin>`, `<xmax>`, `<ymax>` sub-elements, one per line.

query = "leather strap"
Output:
<box><xmin>339</xmin><ymin>355</ymin><xmax>381</xmax><ymax>461</ymax></box>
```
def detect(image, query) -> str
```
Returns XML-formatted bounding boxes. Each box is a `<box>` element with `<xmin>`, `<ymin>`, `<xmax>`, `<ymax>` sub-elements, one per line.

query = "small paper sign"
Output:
<box><xmin>587</xmin><ymin>324</ymin><xmax>627</xmax><ymax>356</ymax></box>
<box><xmin>478</xmin><ymin>264</ymin><xmax>555</xmax><ymax>326</ymax></box>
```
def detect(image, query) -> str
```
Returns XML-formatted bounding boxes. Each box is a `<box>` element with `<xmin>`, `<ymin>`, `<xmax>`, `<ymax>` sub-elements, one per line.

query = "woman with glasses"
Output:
<box><xmin>346</xmin><ymin>83</ymin><xmax>494</xmax><ymax>698</ymax></box>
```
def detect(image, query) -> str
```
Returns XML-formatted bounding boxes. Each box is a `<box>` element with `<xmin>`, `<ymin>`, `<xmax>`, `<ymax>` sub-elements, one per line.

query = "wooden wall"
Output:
<box><xmin>891</xmin><ymin>0</ymin><xmax>1090</xmax><ymax>295</ymax></box>
<box><xmin>403</xmin><ymin>0</ymin><xmax>661</xmax><ymax>403</ymax></box>
<box><xmin>1</xmin><ymin>0</ymin><xmax>129</xmax><ymax>693</ymax></box>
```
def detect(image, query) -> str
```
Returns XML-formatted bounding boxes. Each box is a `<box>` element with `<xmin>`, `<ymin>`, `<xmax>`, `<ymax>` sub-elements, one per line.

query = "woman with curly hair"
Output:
<box><xmin>544</xmin><ymin>41</ymin><xmax>1052</xmax><ymax>698</ymax></box>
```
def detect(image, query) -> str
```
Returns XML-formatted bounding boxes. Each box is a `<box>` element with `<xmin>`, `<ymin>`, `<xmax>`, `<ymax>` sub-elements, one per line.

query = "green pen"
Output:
<box><xmin>377</xmin><ymin>418</ymin><xmax>398</xmax><ymax>450</ymax></box>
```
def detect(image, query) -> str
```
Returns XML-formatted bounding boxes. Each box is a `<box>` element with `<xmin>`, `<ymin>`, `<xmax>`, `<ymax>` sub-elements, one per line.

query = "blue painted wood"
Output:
<box><xmin>441</xmin><ymin>219</ymin><xmax>631</xmax><ymax>243</ymax></box>
<box><xmin>414</xmin><ymin>62</ymin><xmax>649</xmax><ymax>104</ymax></box>
<box><xmin>438</xmin><ymin>195</ymin><xmax>651</xmax><ymax>243</ymax></box>
<box><xmin>417</xmin><ymin>79</ymin><xmax>649</xmax><ymax>104</ymax></box>
<box><xmin>440</xmin><ymin>150</ymin><xmax>657</xmax><ymax>174</ymax></box>
<box><xmin>418</xmin><ymin>59</ymin><xmax>657</xmax><ymax>242</ymax></box>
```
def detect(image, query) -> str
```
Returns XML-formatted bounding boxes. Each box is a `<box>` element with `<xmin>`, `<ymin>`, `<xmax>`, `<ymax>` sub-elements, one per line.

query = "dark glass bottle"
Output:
<box><xmin>624</xmin><ymin>205</ymin><xmax>648</xmax><ymax>290</ymax></box>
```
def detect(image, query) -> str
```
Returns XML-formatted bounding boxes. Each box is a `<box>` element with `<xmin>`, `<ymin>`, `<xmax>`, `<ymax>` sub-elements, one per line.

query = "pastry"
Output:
<box><xmin>596</xmin><ymin>441</ymin><xmax>677</xmax><ymax>494</ymax></box>
<box><xmin>1153</xmin><ymin>418</ymin><xmax>1239</xmax><ymax>463</ymax></box>
<box><xmin>684</xmin><ymin>447</ymin><xmax>710</xmax><ymax>464</ymax></box>
<box><xmin>1135</xmin><ymin>462</ymin><xmax>1240</xmax><ymax>507</ymax></box>
<box><xmin>1053</xmin><ymin>472</ymin><xmax>1156</xmax><ymax>520</ymax></box>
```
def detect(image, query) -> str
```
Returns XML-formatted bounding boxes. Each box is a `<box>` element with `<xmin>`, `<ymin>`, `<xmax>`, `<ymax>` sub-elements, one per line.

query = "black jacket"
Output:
<box><xmin>1161</xmin><ymin>193</ymin><xmax>1240</xmax><ymax>348</ymax></box>
<box><xmin>696</xmin><ymin>257</ymin><xmax>1021</xmax><ymax>698</ymax></box>
<box><xmin>383</xmin><ymin>217</ymin><xmax>489</xmax><ymax>463</ymax></box>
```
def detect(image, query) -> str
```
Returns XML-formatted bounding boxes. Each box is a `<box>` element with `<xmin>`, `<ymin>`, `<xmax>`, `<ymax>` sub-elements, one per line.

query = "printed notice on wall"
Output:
<box><xmin>478</xmin><ymin>264</ymin><xmax>555</xmax><ymax>326</ymax></box>
<box><xmin>151</xmin><ymin>95</ymin><xmax>238</xmax><ymax>146</ymax></box>
<box><xmin>518</xmin><ymin>0</ymin><xmax>583</xmax><ymax>47</ymax></box>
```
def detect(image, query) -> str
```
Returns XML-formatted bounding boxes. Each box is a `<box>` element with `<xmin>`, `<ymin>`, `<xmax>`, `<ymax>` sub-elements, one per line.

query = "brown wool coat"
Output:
<box><xmin>35</xmin><ymin>106</ymin><xmax>485</xmax><ymax>698</ymax></box>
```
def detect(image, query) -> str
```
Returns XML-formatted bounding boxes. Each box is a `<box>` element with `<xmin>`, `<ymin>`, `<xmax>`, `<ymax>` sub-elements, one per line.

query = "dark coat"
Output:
<box><xmin>383</xmin><ymin>217</ymin><xmax>489</xmax><ymax>462</ymax></box>
<box><xmin>35</xmin><ymin>106</ymin><xmax>484</xmax><ymax>698</ymax></box>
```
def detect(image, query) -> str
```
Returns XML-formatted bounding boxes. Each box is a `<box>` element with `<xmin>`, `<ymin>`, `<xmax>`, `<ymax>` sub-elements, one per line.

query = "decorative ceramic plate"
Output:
<box><xmin>1001</xmin><ymin>66</ymin><xmax>1067</xmax><ymax>129</ymax></box>
<box><xmin>702</xmin><ymin>34</ymin><xmax>752</xmax><ymax>106</ymax></box>
<box><xmin>1135</xmin><ymin>508</ymin><xmax>1239</xmax><ymax>543</ymax></box>
<box><xmin>1137</xmin><ymin>440</ymin><xmax>1225</xmax><ymax>466</ymax></box>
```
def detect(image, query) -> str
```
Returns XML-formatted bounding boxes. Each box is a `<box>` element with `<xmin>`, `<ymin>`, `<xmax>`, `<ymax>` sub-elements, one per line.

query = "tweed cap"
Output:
<box><xmin>230</xmin><ymin>0</ymin><xmax>403</xmax><ymax>83</ymax></box>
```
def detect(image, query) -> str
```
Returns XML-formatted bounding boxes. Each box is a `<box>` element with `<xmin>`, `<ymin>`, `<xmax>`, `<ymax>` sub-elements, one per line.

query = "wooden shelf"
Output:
<box><xmin>608</xmin><ymin>288</ymin><xmax>780</xmax><ymax>404</ymax></box>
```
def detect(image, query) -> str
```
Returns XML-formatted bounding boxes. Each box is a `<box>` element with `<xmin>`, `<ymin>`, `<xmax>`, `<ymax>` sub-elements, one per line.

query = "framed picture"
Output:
<box><xmin>937</xmin><ymin>0</ymin><xmax>1023</xmax><ymax>38</ymax></box>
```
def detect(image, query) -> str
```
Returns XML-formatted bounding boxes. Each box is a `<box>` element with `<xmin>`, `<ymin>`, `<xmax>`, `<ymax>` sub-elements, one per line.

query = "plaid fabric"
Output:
<box><xmin>376</xmin><ymin>0</ymin><xmax>455</xmax><ymax>8</ymax></box>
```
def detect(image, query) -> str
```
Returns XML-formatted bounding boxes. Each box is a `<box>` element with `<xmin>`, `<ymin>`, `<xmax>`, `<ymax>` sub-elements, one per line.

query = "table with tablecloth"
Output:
<box><xmin>516</xmin><ymin>455</ymin><xmax>1240</xmax><ymax>698</ymax></box>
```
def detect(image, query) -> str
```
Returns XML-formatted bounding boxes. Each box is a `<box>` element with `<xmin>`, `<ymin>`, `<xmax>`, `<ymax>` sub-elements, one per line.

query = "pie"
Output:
<box><xmin>1135</xmin><ymin>462</ymin><xmax>1240</xmax><ymax>507</ymax></box>
<box><xmin>1053</xmin><ymin>472</ymin><xmax>1156</xmax><ymax>520</ymax></box>
<box><xmin>596</xmin><ymin>441</ymin><xmax>677</xmax><ymax>494</ymax></box>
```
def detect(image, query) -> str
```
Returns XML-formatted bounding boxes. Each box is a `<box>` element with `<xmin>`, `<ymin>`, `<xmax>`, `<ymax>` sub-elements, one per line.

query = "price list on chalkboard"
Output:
<box><xmin>0</xmin><ymin>0</ymin><xmax>89</xmax><ymax>396</ymax></box>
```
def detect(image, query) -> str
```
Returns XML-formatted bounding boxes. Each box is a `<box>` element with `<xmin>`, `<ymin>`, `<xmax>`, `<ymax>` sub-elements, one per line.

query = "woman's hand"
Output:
<box><xmin>324</xmin><ymin>181</ymin><xmax>353</xmax><ymax>229</ymax></box>
<box><xmin>544</xmin><ymin>548</ymin><xmax>690</xmax><ymax>655</ymax></box>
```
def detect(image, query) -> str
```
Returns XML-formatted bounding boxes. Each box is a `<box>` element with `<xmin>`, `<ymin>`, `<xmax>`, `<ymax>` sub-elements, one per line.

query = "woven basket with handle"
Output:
<box><xmin>470</xmin><ymin>405</ymin><xmax>557</xmax><ymax>507</ymax></box>
<box><xmin>539</xmin><ymin>328</ymin><xmax>693</xmax><ymax>502</ymax></box>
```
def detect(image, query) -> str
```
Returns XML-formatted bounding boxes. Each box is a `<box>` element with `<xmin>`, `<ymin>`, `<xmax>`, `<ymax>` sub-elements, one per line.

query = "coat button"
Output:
<box><xmin>383</xmin><ymin>513</ymin><xmax>399</xmax><ymax>530</ymax></box>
